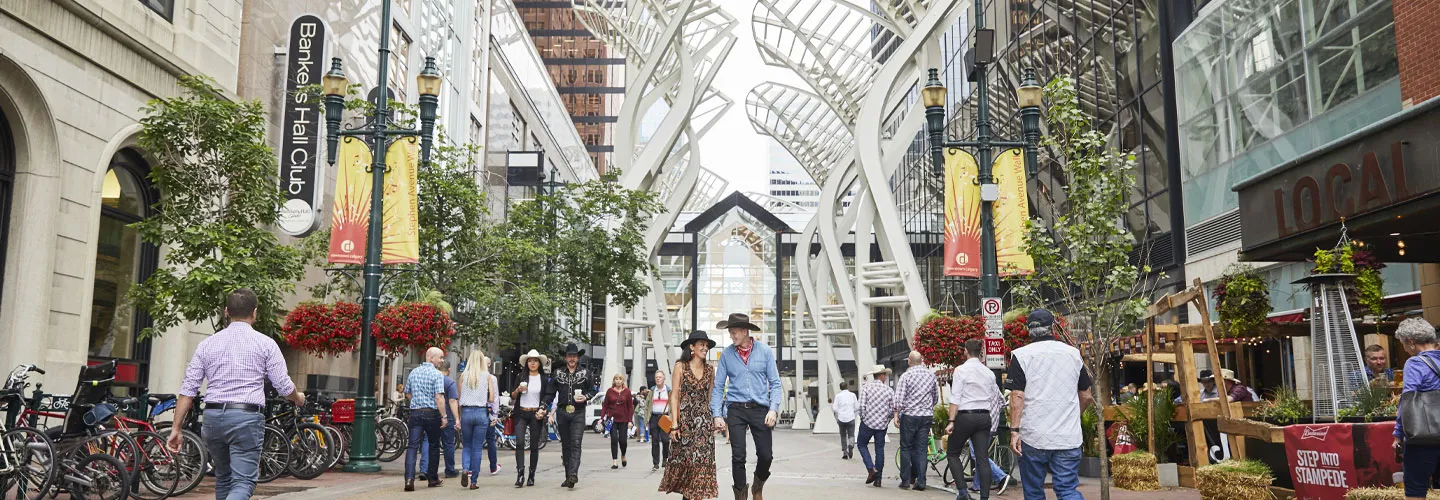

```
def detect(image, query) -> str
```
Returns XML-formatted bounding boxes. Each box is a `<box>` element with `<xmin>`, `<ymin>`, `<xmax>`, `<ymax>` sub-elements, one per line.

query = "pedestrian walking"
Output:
<box><xmin>551</xmin><ymin>343</ymin><xmax>593</xmax><ymax>489</ymax></box>
<box><xmin>1005</xmin><ymin>309</ymin><xmax>1093</xmax><ymax>500</ymax></box>
<box><xmin>419</xmin><ymin>361</ymin><xmax>461</xmax><ymax>480</ymax></box>
<box><xmin>832</xmin><ymin>381</ymin><xmax>858</xmax><ymax>459</ymax></box>
<box><xmin>602</xmin><ymin>373</ymin><xmax>637</xmax><ymax>469</ymax></box>
<box><xmin>1393</xmin><ymin>317</ymin><xmax>1440</xmax><ymax>500</ymax></box>
<box><xmin>511</xmin><ymin>349</ymin><xmax>555</xmax><ymax>488</ymax></box>
<box><xmin>169</xmin><ymin>289</ymin><xmax>304</xmax><ymax>500</ymax></box>
<box><xmin>636</xmin><ymin>386</ymin><xmax>652</xmax><ymax>443</ymax></box>
<box><xmin>659</xmin><ymin>331</ymin><xmax>720</xmax><ymax>499</ymax></box>
<box><xmin>647</xmin><ymin>370</ymin><xmax>673</xmax><ymax>470</ymax></box>
<box><xmin>459</xmin><ymin>351</ymin><xmax>499</xmax><ymax>489</ymax></box>
<box><xmin>404</xmin><ymin>347</ymin><xmax>451</xmax><ymax>491</ymax></box>
<box><xmin>947</xmin><ymin>339</ymin><xmax>1004</xmax><ymax>500</ymax></box>
<box><xmin>856</xmin><ymin>365</ymin><xmax>896</xmax><ymax>488</ymax></box>
<box><xmin>894</xmin><ymin>351</ymin><xmax>938</xmax><ymax>491</ymax></box>
<box><xmin>710</xmin><ymin>313</ymin><xmax>783</xmax><ymax>500</ymax></box>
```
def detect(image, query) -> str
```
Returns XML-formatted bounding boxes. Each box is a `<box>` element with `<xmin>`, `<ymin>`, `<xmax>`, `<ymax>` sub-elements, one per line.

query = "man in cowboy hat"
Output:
<box><xmin>711</xmin><ymin>313</ymin><xmax>783</xmax><ymax>500</ymax></box>
<box><xmin>551</xmin><ymin>342</ymin><xmax>593</xmax><ymax>489</ymax></box>
<box><xmin>856</xmin><ymin>364</ymin><xmax>896</xmax><ymax>487</ymax></box>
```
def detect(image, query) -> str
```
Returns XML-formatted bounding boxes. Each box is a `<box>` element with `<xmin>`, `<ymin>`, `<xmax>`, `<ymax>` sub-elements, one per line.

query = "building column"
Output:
<box><xmin>1422</xmin><ymin>265</ymin><xmax>1440</xmax><ymax>325</ymax></box>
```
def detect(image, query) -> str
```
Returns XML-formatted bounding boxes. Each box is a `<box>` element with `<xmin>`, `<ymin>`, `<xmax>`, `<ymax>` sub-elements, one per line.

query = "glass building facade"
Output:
<box><xmin>518</xmin><ymin>2</ymin><xmax>624</xmax><ymax>173</ymax></box>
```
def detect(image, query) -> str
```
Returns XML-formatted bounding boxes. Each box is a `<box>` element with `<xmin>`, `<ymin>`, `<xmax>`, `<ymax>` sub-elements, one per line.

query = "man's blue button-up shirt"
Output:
<box><xmin>710</xmin><ymin>340</ymin><xmax>783</xmax><ymax>417</ymax></box>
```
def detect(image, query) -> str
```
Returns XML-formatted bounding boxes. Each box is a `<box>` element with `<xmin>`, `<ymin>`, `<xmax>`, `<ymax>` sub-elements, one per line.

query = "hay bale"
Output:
<box><xmin>1111</xmin><ymin>451</ymin><xmax>1160</xmax><ymax>491</ymax></box>
<box><xmin>1195</xmin><ymin>460</ymin><xmax>1273</xmax><ymax>500</ymax></box>
<box><xmin>1344</xmin><ymin>487</ymin><xmax>1440</xmax><ymax>500</ymax></box>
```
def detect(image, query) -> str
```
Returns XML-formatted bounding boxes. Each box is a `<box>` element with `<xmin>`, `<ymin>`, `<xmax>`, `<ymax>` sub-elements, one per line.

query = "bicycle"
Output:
<box><xmin>263</xmin><ymin>399</ymin><xmax>334</xmax><ymax>480</ymax></box>
<box><xmin>375</xmin><ymin>400</ymin><xmax>407</xmax><ymax>463</ymax></box>
<box><xmin>6</xmin><ymin>362</ymin><xmax>133</xmax><ymax>500</ymax></box>
<box><xmin>131</xmin><ymin>394</ymin><xmax>207</xmax><ymax>495</ymax></box>
<box><xmin>0</xmin><ymin>365</ymin><xmax>56</xmax><ymax>500</ymax></box>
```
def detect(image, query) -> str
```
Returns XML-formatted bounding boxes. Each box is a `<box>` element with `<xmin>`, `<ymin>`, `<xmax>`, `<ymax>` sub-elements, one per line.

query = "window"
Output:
<box><xmin>137</xmin><ymin>0</ymin><xmax>174</xmax><ymax>22</ymax></box>
<box><xmin>0</xmin><ymin>109</ymin><xmax>14</xmax><ymax>309</ymax></box>
<box><xmin>389</xmin><ymin>23</ymin><xmax>412</xmax><ymax>102</ymax></box>
<box><xmin>88</xmin><ymin>149</ymin><xmax>158</xmax><ymax>384</ymax></box>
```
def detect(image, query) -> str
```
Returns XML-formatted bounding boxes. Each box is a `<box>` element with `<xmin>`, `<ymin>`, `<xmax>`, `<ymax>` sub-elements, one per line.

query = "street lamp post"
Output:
<box><xmin>921</xmin><ymin>22</ymin><xmax>1043</xmax><ymax>299</ymax></box>
<box><xmin>321</xmin><ymin>0</ymin><xmax>442</xmax><ymax>473</ymax></box>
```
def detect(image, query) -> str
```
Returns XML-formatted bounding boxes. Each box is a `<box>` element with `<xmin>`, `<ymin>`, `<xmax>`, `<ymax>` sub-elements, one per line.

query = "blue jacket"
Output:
<box><xmin>710</xmin><ymin>341</ymin><xmax>783</xmax><ymax>417</ymax></box>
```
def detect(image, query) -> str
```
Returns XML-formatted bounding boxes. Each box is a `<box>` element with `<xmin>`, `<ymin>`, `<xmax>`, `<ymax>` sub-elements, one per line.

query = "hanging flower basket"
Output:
<box><xmin>1214</xmin><ymin>263</ymin><xmax>1272</xmax><ymax>338</ymax></box>
<box><xmin>282</xmin><ymin>301</ymin><xmax>362</xmax><ymax>357</ymax></box>
<box><xmin>373</xmin><ymin>301</ymin><xmax>455</xmax><ymax>355</ymax></box>
<box><xmin>914</xmin><ymin>313</ymin><xmax>984</xmax><ymax>367</ymax></box>
<box><xmin>1312</xmin><ymin>243</ymin><xmax>1386</xmax><ymax>317</ymax></box>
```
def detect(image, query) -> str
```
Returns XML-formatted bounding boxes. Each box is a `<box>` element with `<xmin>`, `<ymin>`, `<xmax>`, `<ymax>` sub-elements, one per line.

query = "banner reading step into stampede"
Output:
<box><xmin>943</xmin><ymin>148</ymin><xmax>1034</xmax><ymax>277</ymax></box>
<box><xmin>327</xmin><ymin>136</ymin><xmax>420</xmax><ymax>264</ymax></box>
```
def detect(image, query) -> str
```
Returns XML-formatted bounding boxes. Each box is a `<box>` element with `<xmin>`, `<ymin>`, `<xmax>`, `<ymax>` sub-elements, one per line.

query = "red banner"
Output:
<box><xmin>1283</xmin><ymin>422</ymin><xmax>1399</xmax><ymax>500</ymax></box>
<box><xmin>943</xmin><ymin>149</ymin><xmax>980</xmax><ymax>277</ymax></box>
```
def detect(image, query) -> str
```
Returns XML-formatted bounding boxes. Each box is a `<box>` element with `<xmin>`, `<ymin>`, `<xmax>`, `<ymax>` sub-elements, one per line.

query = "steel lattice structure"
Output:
<box><xmin>574</xmin><ymin>0</ymin><xmax>738</xmax><ymax>388</ymax></box>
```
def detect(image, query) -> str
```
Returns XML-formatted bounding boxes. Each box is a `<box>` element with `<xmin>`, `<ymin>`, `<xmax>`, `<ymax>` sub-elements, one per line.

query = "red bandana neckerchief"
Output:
<box><xmin>737</xmin><ymin>341</ymin><xmax>753</xmax><ymax>365</ymax></box>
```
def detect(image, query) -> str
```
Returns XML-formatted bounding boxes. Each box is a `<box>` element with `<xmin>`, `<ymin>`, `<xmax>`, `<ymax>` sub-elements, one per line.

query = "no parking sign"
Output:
<box><xmin>982</xmin><ymin>297</ymin><xmax>1005</xmax><ymax>368</ymax></box>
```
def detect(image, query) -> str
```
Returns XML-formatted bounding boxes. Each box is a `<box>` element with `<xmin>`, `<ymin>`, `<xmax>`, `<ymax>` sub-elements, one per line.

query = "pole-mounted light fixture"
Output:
<box><xmin>416</xmin><ymin>57</ymin><xmax>442</xmax><ymax>166</ymax></box>
<box><xmin>1017</xmin><ymin>67</ymin><xmax>1043</xmax><ymax>177</ymax></box>
<box><xmin>322</xmin><ymin>57</ymin><xmax>349</xmax><ymax>166</ymax></box>
<box><xmin>922</xmin><ymin>69</ymin><xmax>948</xmax><ymax>178</ymax></box>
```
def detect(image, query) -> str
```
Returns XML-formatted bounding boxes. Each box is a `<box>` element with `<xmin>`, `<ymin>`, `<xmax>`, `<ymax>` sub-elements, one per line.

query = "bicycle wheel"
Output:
<box><xmin>376</xmin><ymin>418</ymin><xmax>406</xmax><ymax>463</ymax></box>
<box><xmin>287</xmin><ymin>424</ymin><xmax>331</xmax><ymax>480</ymax></box>
<box><xmin>170</xmin><ymin>429</ymin><xmax>207</xmax><ymax>496</ymax></box>
<box><xmin>128</xmin><ymin>431</ymin><xmax>179</xmax><ymax>500</ymax></box>
<box><xmin>989</xmin><ymin>440</ymin><xmax>1016</xmax><ymax>479</ymax></box>
<box><xmin>70</xmin><ymin>452</ymin><xmax>130</xmax><ymax>500</ymax></box>
<box><xmin>257</xmin><ymin>425</ymin><xmax>290</xmax><ymax>484</ymax></box>
<box><xmin>320</xmin><ymin>425</ymin><xmax>344</xmax><ymax>469</ymax></box>
<box><xmin>1</xmin><ymin>427</ymin><xmax>56</xmax><ymax>500</ymax></box>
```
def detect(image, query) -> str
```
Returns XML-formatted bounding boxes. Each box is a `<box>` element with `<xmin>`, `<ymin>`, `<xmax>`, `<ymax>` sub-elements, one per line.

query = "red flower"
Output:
<box><xmin>373</xmin><ymin>302</ymin><xmax>455</xmax><ymax>356</ymax></box>
<box><xmin>283</xmin><ymin>301</ymin><xmax>362</xmax><ymax>357</ymax></box>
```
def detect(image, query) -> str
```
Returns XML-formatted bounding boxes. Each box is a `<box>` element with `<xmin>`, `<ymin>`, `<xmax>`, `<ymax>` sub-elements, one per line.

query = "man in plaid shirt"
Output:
<box><xmin>856</xmin><ymin>364</ymin><xmax>896</xmax><ymax>487</ymax></box>
<box><xmin>894</xmin><ymin>351</ymin><xmax>938</xmax><ymax>491</ymax></box>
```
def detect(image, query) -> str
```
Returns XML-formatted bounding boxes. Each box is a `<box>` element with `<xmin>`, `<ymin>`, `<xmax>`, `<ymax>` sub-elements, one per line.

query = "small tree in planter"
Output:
<box><xmin>1214</xmin><ymin>264</ymin><xmax>1272</xmax><ymax>338</ymax></box>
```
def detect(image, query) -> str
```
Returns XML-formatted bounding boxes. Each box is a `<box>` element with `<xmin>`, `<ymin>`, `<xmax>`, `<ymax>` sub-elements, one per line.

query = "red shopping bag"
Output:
<box><xmin>504</xmin><ymin>416</ymin><xmax>515</xmax><ymax>435</ymax></box>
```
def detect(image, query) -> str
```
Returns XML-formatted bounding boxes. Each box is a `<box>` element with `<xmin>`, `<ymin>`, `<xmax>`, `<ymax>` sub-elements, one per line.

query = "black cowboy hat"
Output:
<box><xmin>1198</xmin><ymin>369</ymin><xmax>1215</xmax><ymax>381</ymax></box>
<box><xmin>716</xmin><ymin>313</ymin><xmax>762</xmax><ymax>332</ymax></box>
<box><xmin>680</xmin><ymin>331</ymin><xmax>716</xmax><ymax>350</ymax></box>
<box><xmin>561</xmin><ymin>342</ymin><xmax>585</xmax><ymax>357</ymax></box>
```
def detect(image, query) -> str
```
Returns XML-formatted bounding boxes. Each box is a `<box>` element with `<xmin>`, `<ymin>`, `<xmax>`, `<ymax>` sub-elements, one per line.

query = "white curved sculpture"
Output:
<box><xmin>574</xmin><ymin>0</ymin><xmax>737</xmax><ymax>388</ymax></box>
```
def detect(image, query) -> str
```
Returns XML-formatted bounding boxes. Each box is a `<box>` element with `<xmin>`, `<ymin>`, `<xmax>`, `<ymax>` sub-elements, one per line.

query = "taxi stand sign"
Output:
<box><xmin>981</xmin><ymin>297</ymin><xmax>1006</xmax><ymax>369</ymax></box>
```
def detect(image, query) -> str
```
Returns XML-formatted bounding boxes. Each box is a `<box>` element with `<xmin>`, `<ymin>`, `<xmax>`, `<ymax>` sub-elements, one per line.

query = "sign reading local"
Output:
<box><xmin>277</xmin><ymin>14</ymin><xmax>326</xmax><ymax>237</ymax></box>
<box><xmin>981</xmin><ymin>297</ymin><xmax>1005</xmax><ymax>368</ymax></box>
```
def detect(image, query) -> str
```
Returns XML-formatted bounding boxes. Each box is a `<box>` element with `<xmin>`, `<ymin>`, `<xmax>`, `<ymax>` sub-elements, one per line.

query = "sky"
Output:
<box><xmin>694</xmin><ymin>0</ymin><xmax>812</xmax><ymax>195</ymax></box>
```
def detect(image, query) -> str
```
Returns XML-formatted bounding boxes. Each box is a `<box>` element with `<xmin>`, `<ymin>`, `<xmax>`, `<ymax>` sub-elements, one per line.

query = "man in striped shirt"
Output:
<box><xmin>894</xmin><ymin>351</ymin><xmax>938</xmax><ymax>491</ymax></box>
<box><xmin>856</xmin><ymin>365</ymin><xmax>896</xmax><ymax>487</ymax></box>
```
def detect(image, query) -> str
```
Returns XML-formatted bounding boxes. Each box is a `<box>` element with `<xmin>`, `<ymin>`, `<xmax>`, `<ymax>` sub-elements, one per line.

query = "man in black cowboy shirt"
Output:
<box><xmin>551</xmin><ymin>343</ymin><xmax>593</xmax><ymax>489</ymax></box>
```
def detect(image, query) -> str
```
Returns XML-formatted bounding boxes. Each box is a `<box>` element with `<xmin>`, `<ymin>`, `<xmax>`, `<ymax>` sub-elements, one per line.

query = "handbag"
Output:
<box><xmin>656</xmin><ymin>389</ymin><xmax>674</xmax><ymax>433</ymax></box>
<box><xmin>1401</xmin><ymin>354</ymin><xmax>1440</xmax><ymax>445</ymax></box>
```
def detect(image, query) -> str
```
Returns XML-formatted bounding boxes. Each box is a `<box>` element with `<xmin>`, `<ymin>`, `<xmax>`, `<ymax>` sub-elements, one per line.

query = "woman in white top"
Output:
<box><xmin>459</xmin><ymin>351</ymin><xmax>499</xmax><ymax>489</ymax></box>
<box><xmin>510</xmin><ymin>350</ymin><xmax>555</xmax><ymax>487</ymax></box>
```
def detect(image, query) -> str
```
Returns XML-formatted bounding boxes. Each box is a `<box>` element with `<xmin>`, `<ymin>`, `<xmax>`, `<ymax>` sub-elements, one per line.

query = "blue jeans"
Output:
<box><xmin>1017</xmin><ymin>443</ymin><xmax>1082</xmax><ymax>500</ymax></box>
<box><xmin>969</xmin><ymin>453</ymin><xmax>1008</xmax><ymax>490</ymax></box>
<box><xmin>202</xmin><ymin>409</ymin><xmax>264</xmax><ymax>500</ymax></box>
<box><xmin>460</xmin><ymin>407</ymin><xmax>494</xmax><ymax>479</ymax></box>
<box><xmin>857</xmin><ymin>424</ymin><xmax>886</xmax><ymax>473</ymax></box>
<box><xmin>405</xmin><ymin>409</ymin><xmax>443</xmax><ymax>481</ymax></box>
<box><xmin>899</xmin><ymin>415</ymin><xmax>931</xmax><ymax>487</ymax></box>
<box><xmin>418</xmin><ymin>423</ymin><xmax>457</xmax><ymax>475</ymax></box>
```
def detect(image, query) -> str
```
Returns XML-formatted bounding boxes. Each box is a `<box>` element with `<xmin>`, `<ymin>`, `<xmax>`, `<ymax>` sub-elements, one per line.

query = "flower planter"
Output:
<box><xmin>1079</xmin><ymin>456</ymin><xmax>1102</xmax><ymax>478</ymax></box>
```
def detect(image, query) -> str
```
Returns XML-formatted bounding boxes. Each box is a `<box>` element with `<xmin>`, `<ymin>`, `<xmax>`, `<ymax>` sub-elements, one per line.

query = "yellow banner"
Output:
<box><xmin>382</xmin><ymin>137</ymin><xmax>420</xmax><ymax>264</ymax></box>
<box><xmin>994</xmin><ymin>148</ymin><xmax>1034</xmax><ymax>276</ymax></box>
<box><xmin>944</xmin><ymin>149</ymin><xmax>980</xmax><ymax>277</ymax></box>
<box><xmin>325</xmin><ymin>137</ymin><xmax>420</xmax><ymax>264</ymax></box>
<box><xmin>327</xmin><ymin>137</ymin><xmax>370</xmax><ymax>264</ymax></box>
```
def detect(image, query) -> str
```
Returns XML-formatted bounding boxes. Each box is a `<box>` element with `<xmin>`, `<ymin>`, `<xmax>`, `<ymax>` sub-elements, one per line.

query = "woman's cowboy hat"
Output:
<box><xmin>716</xmin><ymin>313</ymin><xmax>762</xmax><ymax>331</ymax></box>
<box><xmin>518</xmin><ymin>349</ymin><xmax>549</xmax><ymax>368</ymax></box>
<box><xmin>560</xmin><ymin>342</ymin><xmax>585</xmax><ymax>357</ymax></box>
<box><xmin>680</xmin><ymin>331</ymin><xmax>716</xmax><ymax>350</ymax></box>
<box><xmin>866</xmin><ymin>364</ymin><xmax>893</xmax><ymax>376</ymax></box>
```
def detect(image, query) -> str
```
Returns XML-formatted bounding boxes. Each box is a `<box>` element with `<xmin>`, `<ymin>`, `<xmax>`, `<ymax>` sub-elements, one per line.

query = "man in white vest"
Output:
<box><xmin>1005</xmin><ymin>309</ymin><xmax>1092</xmax><ymax>500</ymax></box>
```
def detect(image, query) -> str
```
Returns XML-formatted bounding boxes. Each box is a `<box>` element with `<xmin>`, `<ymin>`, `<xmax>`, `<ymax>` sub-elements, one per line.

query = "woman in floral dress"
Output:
<box><xmin>659</xmin><ymin>330</ymin><xmax>719</xmax><ymax>499</ymax></box>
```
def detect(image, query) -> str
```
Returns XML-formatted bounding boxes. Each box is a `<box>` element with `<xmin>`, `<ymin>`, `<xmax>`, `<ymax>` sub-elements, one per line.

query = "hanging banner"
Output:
<box><xmin>993</xmin><ymin>149</ymin><xmax>1035</xmax><ymax>276</ymax></box>
<box><xmin>943</xmin><ymin>149</ymin><xmax>981</xmax><ymax>277</ymax></box>
<box><xmin>327</xmin><ymin>137</ymin><xmax>371</xmax><ymax>264</ymax></box>
<box><xmin>276</xmin><ymin>14</ymin><xmax>326</xmax><ymax>237</ymax></box>
<box><xmin>381</xmin><ymin>136</ymin><xmax>420</xmax><ymax>264</ymax></box>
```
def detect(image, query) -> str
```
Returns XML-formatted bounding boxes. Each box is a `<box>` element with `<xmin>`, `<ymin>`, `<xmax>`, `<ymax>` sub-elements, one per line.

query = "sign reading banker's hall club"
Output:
<box><xmin>277</xmin><ymin>15</ymin><xmax>326</xmax><ymax>237</ymax></box>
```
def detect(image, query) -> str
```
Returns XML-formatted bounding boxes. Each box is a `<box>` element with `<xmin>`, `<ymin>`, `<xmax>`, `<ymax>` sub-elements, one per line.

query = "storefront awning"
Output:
<box><xmin>1232</xmin><ymin>98</ymin><xmax>1440</xmax><ymax>263</ymax></box>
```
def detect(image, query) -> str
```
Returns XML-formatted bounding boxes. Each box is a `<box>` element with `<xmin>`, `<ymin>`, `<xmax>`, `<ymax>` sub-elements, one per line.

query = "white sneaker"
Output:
<box><xmin>996</xmin><ymin>475</ymin><xmax>1010</xmax><ymax>494</ymax></box>
<box><xmin>491</xmin><ymin>464</ymin><xmax>502</xmax><ymax>476</ymax></box>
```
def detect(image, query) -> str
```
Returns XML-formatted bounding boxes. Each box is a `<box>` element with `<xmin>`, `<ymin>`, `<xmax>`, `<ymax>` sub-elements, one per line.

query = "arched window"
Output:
<box><xmin>0</xmin><ymin>108</ymin><xmax>13</xmax><ymax>308</ymax></box>
<box><xmin>88</xmin><ymin>149</ymin><xmax>158</xmax><ymax>387</ymax></box>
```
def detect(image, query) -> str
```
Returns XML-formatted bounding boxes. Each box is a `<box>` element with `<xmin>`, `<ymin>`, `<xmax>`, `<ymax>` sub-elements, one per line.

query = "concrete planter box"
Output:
<box><xmin>1079</xmin><ymin>457</ymin><xmax>1102</xmax><ymax>478</ymax></box>
<box><xmin>1157</xmin><ymin>463</ymin><xmax>1179</xmax><ymax>487</ymax></box>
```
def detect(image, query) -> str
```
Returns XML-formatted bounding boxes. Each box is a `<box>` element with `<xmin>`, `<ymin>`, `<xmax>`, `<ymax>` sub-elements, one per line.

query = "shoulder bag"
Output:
<box><xmin>656</xmin><ymin>386</ymin><xmax>674</xmax><ymax>433</ymax></box>
<box><xmin>1401</xmin><ymin>354</ymin><xmax>1440</xmax><ymax>445</ymax></box>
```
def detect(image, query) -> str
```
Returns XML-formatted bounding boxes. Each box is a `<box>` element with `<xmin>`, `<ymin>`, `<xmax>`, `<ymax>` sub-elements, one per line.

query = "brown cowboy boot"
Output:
<box><xmin>752</xmin><ymin>476</ymin><xmax>767</xmax><ymax>500</ymax></box>
<box><xmin>733</xmin><ymin>485</ymin><xmax>749</xmax><ymax>500</ymax></box>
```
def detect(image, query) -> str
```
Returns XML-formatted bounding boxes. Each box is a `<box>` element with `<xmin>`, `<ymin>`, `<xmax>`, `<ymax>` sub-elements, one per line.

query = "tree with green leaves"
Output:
<box><xmin>1012</xmin><ymin>76</ymin><xmax>1165</xmax><ymax>500</ymax></box>
<box><xmin>130</xmin><ymin>76</ymin><xmax>308</xmax><ymax>338</ymax></box>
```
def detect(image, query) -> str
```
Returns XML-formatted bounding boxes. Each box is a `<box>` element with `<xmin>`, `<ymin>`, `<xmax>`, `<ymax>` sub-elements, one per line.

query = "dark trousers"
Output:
<box><xmin>1404</xmin><ymin>443</ymin><xmax>1440</xmax><ymax>498</ymax></box>
<box><xmin>651</xmin><ymin>413</ymin><xmax>671</xmax><ymax>466</ymax></box>
<box><xmin>947</xmin><ymin>412</ymin><xmax>992</xmax><ymax>500</ymax></box>
<box><xmin>857</xmin><ymin>424</ymin><xmax>886</xmax><ymax>473</ymax></box>
<box><xmin>611</xmin><ymin>421</ymin><xmax>629</xmax><ymax>459</ymax></box>
<box><xmin>513</xmin><ymin>409</ymin><xmax>543</xmax><ymax>472</ymax></box>
<box><xmin>899</xmin><ymin>414</ymin><xmax>932</xmax><ymax>487</ymax></box>
<box><xmin>727</xmin><ymin>404</ymin><xmax>774</xmax><ymax>488</ymax></box>
<box><xmin>838</xmin><ymin>420</ymin><xmax>856</xmax><ymax>456</ymax></box>
<box><xmin>557</xmin><ymin>409</ymin><xmax>586</xmax><ymax>478</ymax></box>
<box><xmin>404</xmin><ymin>409</ymin><xmax>442</xmax><ymax>481</ymax></box>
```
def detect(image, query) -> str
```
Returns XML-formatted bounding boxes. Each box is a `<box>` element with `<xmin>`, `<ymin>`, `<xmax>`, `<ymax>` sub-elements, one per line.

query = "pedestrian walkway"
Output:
<box><xmin>176</xmin><ymin>429</ymin><xmax>1199</xmax><ymax>499</ymax></box>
